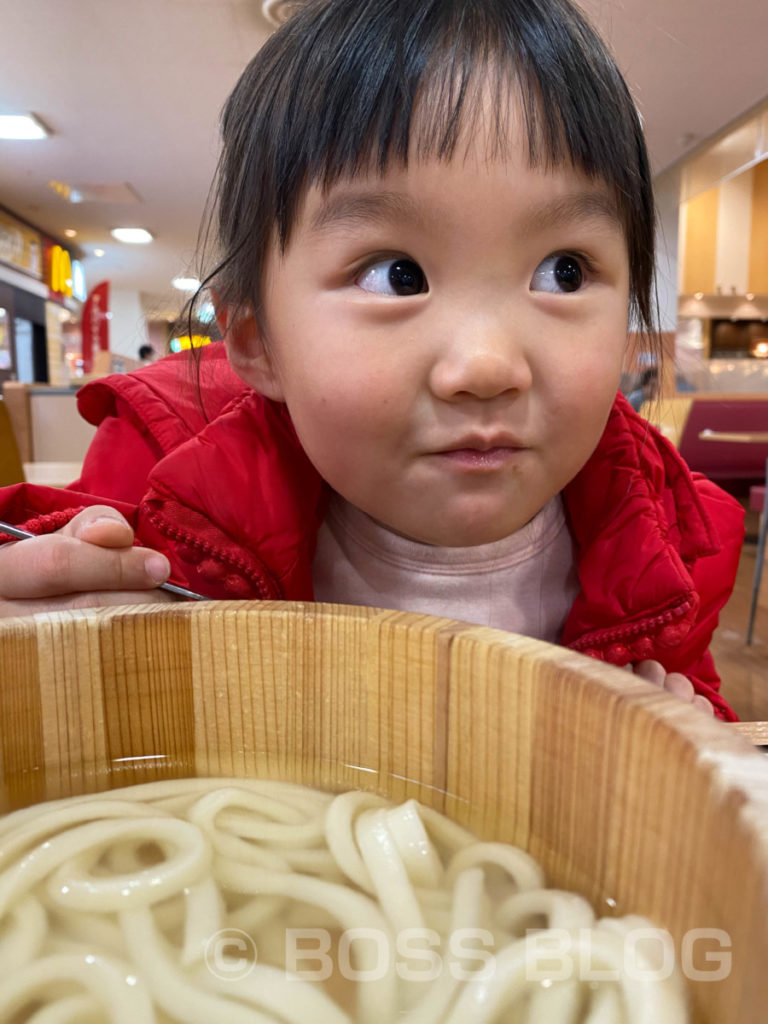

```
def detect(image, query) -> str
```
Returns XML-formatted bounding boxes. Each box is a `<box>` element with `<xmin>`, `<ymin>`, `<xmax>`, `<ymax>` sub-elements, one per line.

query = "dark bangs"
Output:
<box><xmin>209</xmin><ymin>0</ymin><xmax>656</xmax><ymax>336</ymax></box>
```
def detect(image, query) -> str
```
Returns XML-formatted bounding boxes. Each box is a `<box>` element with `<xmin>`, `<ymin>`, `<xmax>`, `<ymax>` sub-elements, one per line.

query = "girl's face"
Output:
<box><xmin>232</xmin><ymin>112</ymin><xmax>630</xmax><ymax>547</ymax></box>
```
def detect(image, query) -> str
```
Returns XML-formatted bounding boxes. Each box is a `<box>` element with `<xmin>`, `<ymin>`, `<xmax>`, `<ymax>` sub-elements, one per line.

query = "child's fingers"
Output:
<box><xmin>0</xmin><ymin>522</ymin><xmax>171</xmax><ymax>602</ymax></box>
<box><xmin>630</xmin><ymin>660</ymin><xmax>712</xmax><ymax>713</ymax></box>
<box><xmin>631</xmin><ymin>659</ymin><xmax>666</xmax><ymax>686</ymax></box>
<box><xmin>63</xmin><ymin>506</ymin><xmax>171</xmax><ymax>589</ymax></box>
<box><xmin>61</xmin><ymin>505</ymin><xmax>136</xmax><ymax>548</ymax></box>
<box><xmin>692</xmin><ymin>695</ymin><xmax>715</xmax><ymax>715</ymax></box>
<box><xmin>3</xmin><ymin>541</ymin><xmax>171</xmax><ymax>600</ymax></box>
<box><xmin>661</xmin><ymin>672</ymin><xmax>696</xmax><ymax>703</ymax></box>
<box><xmin>634</xmin><ymin>659</ymin><xmax>708</xmax><ymax>708</ymax></box>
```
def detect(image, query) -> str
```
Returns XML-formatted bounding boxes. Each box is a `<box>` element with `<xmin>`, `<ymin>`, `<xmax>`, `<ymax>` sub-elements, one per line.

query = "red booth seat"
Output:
<box><xmin>673</xmin><ymin>395</ymin><xmax>768</xmax><ymax>484</ymax></box>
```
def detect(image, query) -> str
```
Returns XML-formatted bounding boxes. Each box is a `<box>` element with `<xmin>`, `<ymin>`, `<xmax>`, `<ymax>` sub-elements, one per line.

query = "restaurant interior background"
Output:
<box><xmin>0</xmin><ymin>0</ymin><xmax>767</xmax><ymax>486</ymax></box>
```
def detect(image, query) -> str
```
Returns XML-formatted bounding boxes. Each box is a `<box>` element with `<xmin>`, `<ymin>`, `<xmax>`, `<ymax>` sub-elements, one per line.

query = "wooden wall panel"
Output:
<box><xmin>683</xmin><ymin>187</ymin><xmax>719</xmax><ymax>295</ymax></box>
<box><xmin>749</xmin><ymin>159</ymin><xmax>768</xmax><ymax>295</ymax></box>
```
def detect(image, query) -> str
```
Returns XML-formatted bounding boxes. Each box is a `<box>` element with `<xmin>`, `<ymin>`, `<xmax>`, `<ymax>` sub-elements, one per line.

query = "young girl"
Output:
<box><xmin>0</xmin><ymin>0</ymin><xmax>744</xmax><ymax>719</ymax></box>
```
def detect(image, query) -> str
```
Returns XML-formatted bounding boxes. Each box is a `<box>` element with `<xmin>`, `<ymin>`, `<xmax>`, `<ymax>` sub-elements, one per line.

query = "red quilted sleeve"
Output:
<box><xmin>72</xmin><ymin>412</ymin><xmax>163</xmax><ymax>505</ymax></box>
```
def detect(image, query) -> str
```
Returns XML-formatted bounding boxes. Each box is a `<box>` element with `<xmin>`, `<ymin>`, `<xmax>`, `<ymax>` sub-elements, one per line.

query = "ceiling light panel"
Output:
<box><xmin>0</xmin><ymin>114</ymin><xmax>49</xmax><ymax>140</ymax></box>
<box><xmin>172</xmin><ymin>277</ymin><xmax>201</xmax><ymax>291</ymax></box>
<box><xmin>111</xmin><ymin>228</ymin><xmax>153</xmax><ymax>244</ymax></box>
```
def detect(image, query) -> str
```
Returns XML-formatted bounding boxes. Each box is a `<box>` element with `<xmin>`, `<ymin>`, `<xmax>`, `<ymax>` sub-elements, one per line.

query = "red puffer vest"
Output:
<box><xmin>0</xmin><ymin>345</ymin><xmax>745</xmax><ymax>719</ymax></box>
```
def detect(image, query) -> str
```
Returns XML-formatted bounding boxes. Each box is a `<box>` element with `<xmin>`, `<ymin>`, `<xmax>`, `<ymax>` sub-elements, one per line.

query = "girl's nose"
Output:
<box><xmin>428</xmin><ymin>315</ymin><xmax>533</xmax><ymax>402</ymax></box>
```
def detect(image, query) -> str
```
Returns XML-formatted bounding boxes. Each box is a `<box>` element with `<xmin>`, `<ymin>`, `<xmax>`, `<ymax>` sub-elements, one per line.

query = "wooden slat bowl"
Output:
<box><xmin>1</xmin><ymin>601</ymin><xmax>767</xmax><ymax>1022</ymax></box>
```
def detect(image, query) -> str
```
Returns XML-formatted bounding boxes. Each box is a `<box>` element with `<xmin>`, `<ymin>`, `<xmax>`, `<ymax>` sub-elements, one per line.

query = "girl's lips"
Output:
<box><xmin>433</xmin><ymin>446</ymin><xmax>523</xmax><ymax>469</ymax></box>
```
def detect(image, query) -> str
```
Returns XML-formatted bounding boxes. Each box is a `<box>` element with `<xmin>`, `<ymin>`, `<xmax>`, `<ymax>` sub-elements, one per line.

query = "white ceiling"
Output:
<box><xmin>0</xmin><ymin>0</ymin><xmax>766</xmax><ymax>319</ymax></box>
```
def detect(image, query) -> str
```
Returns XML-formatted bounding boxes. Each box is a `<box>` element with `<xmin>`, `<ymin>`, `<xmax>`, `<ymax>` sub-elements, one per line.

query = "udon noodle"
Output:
<box><xmin>0</xmin><ymin>779</ymin><xmax>688</xmax><ymax>1023</ymax></box>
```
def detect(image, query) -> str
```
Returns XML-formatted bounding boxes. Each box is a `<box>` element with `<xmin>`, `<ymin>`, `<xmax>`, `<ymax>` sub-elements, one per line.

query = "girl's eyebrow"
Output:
<box><xmin>520</xmin><ymin>191</ymin><xmax>622</xmax><ymax>235</ymax></box>
<box><xmin>308</xmin><ymin>186</ymin><xmax>621</xmax><ymax>237</ymax></box>
<box><xmin>309</xmin><ymin>190</ymin><xmax>423</xmax><ymax>234</ymax></box>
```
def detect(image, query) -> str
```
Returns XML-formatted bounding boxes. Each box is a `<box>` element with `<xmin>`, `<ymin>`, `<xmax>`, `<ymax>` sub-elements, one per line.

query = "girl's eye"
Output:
<box><xmin>356</xmin><ymin>258</ymin><xmax>427</xmax><ymax>296</ymax></box>
<box><xmin>530</xmin><ymin>254</ymin><xmax>586</xmax><ymax>294</ymax></box>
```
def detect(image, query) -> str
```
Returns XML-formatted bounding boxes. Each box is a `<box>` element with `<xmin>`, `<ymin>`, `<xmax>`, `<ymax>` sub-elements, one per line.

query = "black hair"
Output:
<box><xmin>198</xmin><ymin>0</ymin><xmax>658</xmax><ymax>350</ymax></box>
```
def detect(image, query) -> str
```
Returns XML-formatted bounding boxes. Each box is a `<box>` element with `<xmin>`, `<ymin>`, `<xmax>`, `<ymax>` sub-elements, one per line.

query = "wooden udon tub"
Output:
<box><xmin>0</xmin><ymin>601</ymin><xmax>767</xmax><ymax>1023</ymax></box>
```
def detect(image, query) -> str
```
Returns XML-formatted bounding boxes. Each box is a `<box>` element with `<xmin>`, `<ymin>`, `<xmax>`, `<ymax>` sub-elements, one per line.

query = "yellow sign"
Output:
<box><xmin>0</xmin><ymin>209</ymin><xmax>43</xmax><ymax>278</ymax></box>
<box><xmin>48</xmin><ymin>244</ymin><xmax>73</xmax><ymax>297</ymax></box>
<box><xmin>170</xmin><ymin>335</ymin><xmax>212</xmax><ymax>351</ymax></box>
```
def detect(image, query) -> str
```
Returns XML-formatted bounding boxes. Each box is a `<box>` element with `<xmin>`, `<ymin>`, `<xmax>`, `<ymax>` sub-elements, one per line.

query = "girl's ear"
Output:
<box><xmin>219</xmin><ymin>307</ymin><xmax>285</xmax><ymax>402</ymax></box>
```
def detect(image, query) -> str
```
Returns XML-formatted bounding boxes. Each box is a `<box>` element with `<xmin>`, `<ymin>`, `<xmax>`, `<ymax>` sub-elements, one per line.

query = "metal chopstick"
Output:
<box><xmin>0</xmin><ymin>520</ymin><xmax>209</xmax><ymax>601</ymax></box>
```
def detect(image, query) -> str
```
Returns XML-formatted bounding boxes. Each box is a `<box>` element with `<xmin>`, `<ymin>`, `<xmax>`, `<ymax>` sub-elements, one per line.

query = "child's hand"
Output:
<box><xmin>630</xmin><ymin>659</ymin><xmax>714</xmax><ymax>715</ymax></box>
<box><xmin>0</xmin><ymin>506</ymin><xmax>177</xmax><ymax>618</ymax></box>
